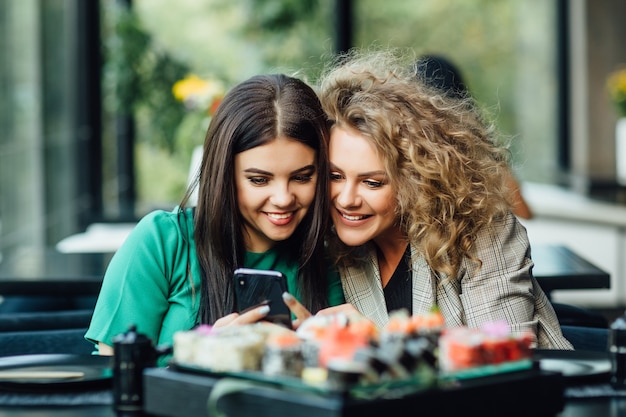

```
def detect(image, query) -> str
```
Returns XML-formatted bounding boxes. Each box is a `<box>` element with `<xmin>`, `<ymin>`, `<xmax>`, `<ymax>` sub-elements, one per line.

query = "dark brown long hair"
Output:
<box><xmin>181</xmin><ymin>74</ymin><xmax>331</xmax><ymax>324</ymax></box>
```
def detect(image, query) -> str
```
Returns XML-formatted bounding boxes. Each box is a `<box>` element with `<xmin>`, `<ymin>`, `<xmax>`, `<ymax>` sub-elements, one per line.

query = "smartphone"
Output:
<box><xmin>234</xmin><ymin>268</ymin><xmax>292</xmax><ymax>328</ymax></box>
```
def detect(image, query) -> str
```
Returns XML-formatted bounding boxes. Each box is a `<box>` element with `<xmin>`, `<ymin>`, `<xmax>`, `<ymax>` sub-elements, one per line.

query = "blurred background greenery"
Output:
<box><xmin>0</xmin><ymin>0</ymin><xmax>562</xmax><ymax>252</ymax></box>
<box><xmin>102</xmin><ymin>0</ymin><xmax>555</xmax><ymax>214</ymax></box>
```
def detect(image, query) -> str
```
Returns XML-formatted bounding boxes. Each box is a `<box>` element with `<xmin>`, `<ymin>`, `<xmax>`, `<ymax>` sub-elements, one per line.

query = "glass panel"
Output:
<box><xmin>0</xmin><ymin>0</ymin><xmax>561</xmax><ymax>254</ymax></box>
<box><xmin>112</xmin><ymin>0</ymin><xmax>559</xmax><ymax>217</ymax></box>
<box><xmin>102</xmin><ymin>0</ymin><xmax>335</xmax><ymax>216</ymax></box>
<box><xmin>0</xmin><ymin>0</ymin><xmax>83</xmax><ymax>254</ymax></box>
<box><xmin>0</xmin><ymin>0</ymin><xmax>45</xmax><ymax>254</ymax></box>
<box><xmin>354</xmin><ymin>0</ymin><xmax>559</xmax><ymax>183</ymax></box>
<box><xmin>42</xmin><ymin>0</ymin><xmax>80</xmax><ymax>244</ymax></box>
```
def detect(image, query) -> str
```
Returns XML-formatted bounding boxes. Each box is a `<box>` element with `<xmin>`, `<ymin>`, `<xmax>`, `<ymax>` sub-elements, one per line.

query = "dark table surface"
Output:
<box><xmin>0</xmin><ymin>394</ymin><xmax>624</xmax><ymax>417</ymax></box>
<box><xmin>531</xmin><ymin>243</ymin><xmax>611</xmax><ymax>295</ymax></box>
<box><xmin>0</xmin><ymin>243</ymin><xmax>610</xmax><ymax>298</ymax></box>
<box><xmin>0</xmin><ymin>248</ymin><xmax>112</xmax><ymax>296</ymax></box>
<box><xmin>0</xmin><ymin>350</ymin><xmax>624</xmax><ymax>416</ymax></box>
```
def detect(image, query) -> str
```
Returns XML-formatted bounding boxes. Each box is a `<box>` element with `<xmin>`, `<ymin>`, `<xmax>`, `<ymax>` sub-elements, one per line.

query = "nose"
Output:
<box><xmin>334</xmin><ymin>181</ymin><xmax>360</xmax><ymax>209</ymax></box>
<box><xmin>269</xmin><ymin>182</ymin><xmax>296</xmax><ymax>208</ymax></box>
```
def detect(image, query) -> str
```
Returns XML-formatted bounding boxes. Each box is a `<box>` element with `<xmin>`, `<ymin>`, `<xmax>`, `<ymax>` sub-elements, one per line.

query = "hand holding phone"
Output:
<box><xmin>234</xmin><ymin>268</ymin><xmax>292</xmax><ymax>328</ymax></box>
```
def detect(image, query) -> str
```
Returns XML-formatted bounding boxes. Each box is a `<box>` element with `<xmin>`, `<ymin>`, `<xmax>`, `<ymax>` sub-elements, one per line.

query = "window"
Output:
<box><xmin>119</xmin><ymin>0</ymin><xmax>562</xmax><ymax>216</ymax></box>
<box><xmin>0</xmin><ymin>0</ymin><xmax>564</xmax><ymax>254</ymax></box>
<box><xmin>0</xmin><ymin>0</ymin><xmax>101</xmax><ymax>254</ymax></box>
<box><xmin>353</xmin><ymin>0</ymin><xmax>561</xmax><ymax>183</ymax></box>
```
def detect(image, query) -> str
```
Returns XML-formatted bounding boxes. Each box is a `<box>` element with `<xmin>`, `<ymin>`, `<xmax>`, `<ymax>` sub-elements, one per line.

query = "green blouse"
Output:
<box><xmin>85</xmin><ymin>207</ymin><xmax>344</xmax><ymax>364</ymax></box>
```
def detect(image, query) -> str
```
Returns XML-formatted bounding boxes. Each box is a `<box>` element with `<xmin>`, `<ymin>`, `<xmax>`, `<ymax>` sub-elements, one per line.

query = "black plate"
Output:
<box><xmin>534</xmin><ymin>349</ymin><xmax>611</xmax><ymax>384</ymax></box>
<box><xmin>0</xmin><ymin>354</ymin><xmax>112</xmax><ymax>392</ymax></box>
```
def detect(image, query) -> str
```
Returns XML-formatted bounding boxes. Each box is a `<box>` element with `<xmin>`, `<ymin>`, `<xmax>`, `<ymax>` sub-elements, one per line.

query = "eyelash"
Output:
<box><xmin>330</xmin><ymin>172</ymin><xmax>385</xmax><ymax>188</ymax></box>
<box><xmin>293</xmin><ymin>174</ymin><xmax>313</xmax><ymax>183</ymax></box>
<box><xmin>249</xmin><ymin>177</ymin><xmax>268</xmax><ymax>185</ymax></box>
<box><xmin>364</xmin><ymin>180</ymin><xmax>384</xmax><ymax>188</ymax></box>
<box><xmin>248</xmin><ymin>174</ymin><xmax>313</xmax><ymax>185</ymax></box>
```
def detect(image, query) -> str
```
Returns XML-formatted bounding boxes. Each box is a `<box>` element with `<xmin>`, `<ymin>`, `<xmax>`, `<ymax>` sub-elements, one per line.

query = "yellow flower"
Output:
<box><xmin>172</xmin><ymin>74</ymin><xmax>225</xmax><ymax>115</ymax></box>
<box><xmin>607</xmin><ymin>66</ymin><xmax>626</xmax><ymax>118</ymax></box>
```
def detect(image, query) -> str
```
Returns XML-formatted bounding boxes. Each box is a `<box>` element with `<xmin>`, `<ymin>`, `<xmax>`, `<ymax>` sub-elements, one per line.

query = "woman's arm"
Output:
<box><xmin>98</xmin><ymin>342</ymin><xmax>113</xmax><ymax>356</ymax></box>
<box><xmin>458</xmin><ymin>212</ymin><xmax>571</xmax><ymax>349</ymax></box>
<box><xmin>85</xmin><ymin>211</ymin><xmax>190</xmax><ymax>352</ymax></box>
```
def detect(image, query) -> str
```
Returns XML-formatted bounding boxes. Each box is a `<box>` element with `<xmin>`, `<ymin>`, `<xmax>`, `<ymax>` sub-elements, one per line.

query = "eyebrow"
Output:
<box><xmin>330</xmin><ymin>164</ymin><xmax>386</xmax><ymax>177</ymax></box>
<box><xmin>244</xmin><ymin>164</ymin><xmax>316</xmax><ymax>176</ymax></box>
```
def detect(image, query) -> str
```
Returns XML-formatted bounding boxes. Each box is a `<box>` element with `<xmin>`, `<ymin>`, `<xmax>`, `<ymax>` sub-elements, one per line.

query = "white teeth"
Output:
<box><xmin>267</xmin><ymin>212</ymin><xmax>291</xmax><ymax>219</ymax></box>
<box><xmin>343</xmin><ymin>213</ymin><xmax>365</xmax><ymax>221</ymax></box>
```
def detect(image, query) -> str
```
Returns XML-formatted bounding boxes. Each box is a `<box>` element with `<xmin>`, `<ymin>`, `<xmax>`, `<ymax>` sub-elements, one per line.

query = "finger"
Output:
<box><xmin>236</xmin><ymin>304</ymin><xmax>270</xmax><ymax>325</ymax></box>
<box><xmin>316</xmin><ymin>303</ymin><xmax>361</xmax><ymax>318</ymax></box>
<box><xmin>213</xmin><ymin>312</ymin><xmax>240</xmax><ymax>328</ymax></box>
<box><xmin>282</xmin><ymin>292</ymin><xmax>312</xmax><ymax>322</ymax></box>
<box><xmin>213</xmin><ymin>305</ymin><xmax>270</xmax><ymax>328</ymax></box>
<box><xmin>315</xmin><ymin>304</ymin><xmax>349</xmax><ymax>316</ymax></box>
<box><xmin>239</xmin><ymin>301</ymin><xmax>269</xmax><ymax>315</ymax></box>
<box><xmin>291</xmin><ymin>318</ymin><xmax>303</xmax><ymax>330</ymax></box>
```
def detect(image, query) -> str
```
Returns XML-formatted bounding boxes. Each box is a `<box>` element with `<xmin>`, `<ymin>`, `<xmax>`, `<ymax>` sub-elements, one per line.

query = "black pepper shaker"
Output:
<box><xmin>112</xmin><ymin>325</ymin><xmax>158</xmax><ymax>416</ymax></box>
<box><xmin>609</xmin><ymin>314</ymin><xmax>626</xmax><ymax>388</ymax></box>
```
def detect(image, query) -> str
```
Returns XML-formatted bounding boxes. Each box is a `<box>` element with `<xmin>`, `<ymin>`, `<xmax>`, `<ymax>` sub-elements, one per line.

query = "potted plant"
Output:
<box><xmin>607</xmin><ymin>66</ymin><xmax>626</xmax><ymax>185</ymax></box>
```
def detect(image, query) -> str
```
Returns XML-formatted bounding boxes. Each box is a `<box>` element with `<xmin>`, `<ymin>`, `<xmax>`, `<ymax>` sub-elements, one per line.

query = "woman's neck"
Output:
<box><xmin>373</xmin><ymin>227</ymin><xmax>409</xmax><ymax>288</ymax></box>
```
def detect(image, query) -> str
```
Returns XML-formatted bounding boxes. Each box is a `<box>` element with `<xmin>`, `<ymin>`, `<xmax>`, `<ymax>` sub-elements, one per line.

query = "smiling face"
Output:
<box><xmin>235</xmin><ymin>137</ymin><xmax>317</xmax><ymax>253</ymax></box>
<box><xmin>329</xmin><ymin>126</ymin><xmax>399</xmax><ymax>247</ymax></box>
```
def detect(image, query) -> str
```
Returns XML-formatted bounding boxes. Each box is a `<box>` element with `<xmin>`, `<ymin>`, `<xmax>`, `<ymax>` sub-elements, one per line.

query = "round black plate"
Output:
<box><xmin>534</xmin><ymin>349</ymin><xmax>611</xmax><ymax>385</ymax></box>
<box><xmin>0</xmin><ymin>354</ymin><xmax>112</xmax><ymax>392</ymax></box>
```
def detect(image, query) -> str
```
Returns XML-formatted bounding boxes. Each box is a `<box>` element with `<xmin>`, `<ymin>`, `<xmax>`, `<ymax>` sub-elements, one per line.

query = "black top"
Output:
<box><xmin>383</xmin><ymin>246</ymin><xmax>412</xmax><ymax>315</ymax></box>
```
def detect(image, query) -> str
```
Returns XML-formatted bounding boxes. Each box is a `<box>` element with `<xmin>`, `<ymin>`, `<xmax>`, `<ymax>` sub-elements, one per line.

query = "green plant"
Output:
<box><xmin>103</xmin><ymin>3</ymin><xmax>190</xmax><ymax>153</ymax></box>
<box><xmin>607</xmin><ymin>66</ymin><xmax>626</xmax><ymax>118</ymax></box>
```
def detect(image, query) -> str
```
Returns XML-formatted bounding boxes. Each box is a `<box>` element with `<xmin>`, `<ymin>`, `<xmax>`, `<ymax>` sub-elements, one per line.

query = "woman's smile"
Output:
<box><xmin>265</xmin><ymin>211</ymin><xmax>295</xmax><ymax>226</ymax></box>
<box><xmin>329</xmin><ymin>126</ymin><xmax>398</xmax><ymax>247</ymax></box>
<box><xmin>235</xmin><ymin>137</ymin><xmax>317</xmax><ymax>252</ymax></box>
<box><xmin>336</xmin><ymin>209</ymin><xmax>372</xmax><ymax>223</ymax></box>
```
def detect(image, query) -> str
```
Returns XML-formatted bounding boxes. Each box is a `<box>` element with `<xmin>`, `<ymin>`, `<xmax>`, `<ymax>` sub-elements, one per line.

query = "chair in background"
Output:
<box><xmin>0</xmin><ymin>309</ymin><xmax>94</xmax><ymax>357</ymax></box>
<box><xmin>560</xmin><ymin>325</ymin><xmax>609</xmax><ymax>352</ymax></box>
<box><xmin>552</xmin><ymin>301</ymin><xmax>610</xmax><ymax>351</ymax></box>
<box><xmin>0</xmin><ymin>309</ymin><xmax>93</xmax><ymax>332</ymax></box>
<box><xmin>0</xmin><ymin>328</ymin><xmax>93</xmax><ymax>357</ymax></box>
<box><xmin>552</xmin><ymin>302</ymin><xmax>609</xmax><ymax>329</ymax></box>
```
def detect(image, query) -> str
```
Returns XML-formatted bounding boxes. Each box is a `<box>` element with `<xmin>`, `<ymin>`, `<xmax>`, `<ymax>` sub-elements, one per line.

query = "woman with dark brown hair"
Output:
<box><xmin>86</xmin><ymin>74</ymin><xmax>344</xmax><ymax>362</ymax></box>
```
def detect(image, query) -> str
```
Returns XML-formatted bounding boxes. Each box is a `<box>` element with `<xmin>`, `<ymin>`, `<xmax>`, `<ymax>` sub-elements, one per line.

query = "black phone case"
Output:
<box><xmin>234</xmin><ymin>268</ymin><xmax>291</xmax><ymax>328</ymax></box>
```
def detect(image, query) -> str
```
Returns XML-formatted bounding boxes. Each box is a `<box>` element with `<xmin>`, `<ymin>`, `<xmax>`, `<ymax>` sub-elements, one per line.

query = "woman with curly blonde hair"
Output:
<box><xmin>313</xmin><ymin>49</ymin><xmax>571</xmax><ymax>349</ymax></box>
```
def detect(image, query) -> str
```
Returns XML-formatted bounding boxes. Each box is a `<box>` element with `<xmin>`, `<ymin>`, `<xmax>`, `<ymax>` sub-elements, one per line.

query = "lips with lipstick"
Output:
<box><xmin>266</xmin><ymin>211</ymin><xmax>295</xmax><ymax>225</ymax></box>
<box><xmin>337</xmin><ymin>209</ymin><xmax>372</xmax><ymax>223</ymax></box>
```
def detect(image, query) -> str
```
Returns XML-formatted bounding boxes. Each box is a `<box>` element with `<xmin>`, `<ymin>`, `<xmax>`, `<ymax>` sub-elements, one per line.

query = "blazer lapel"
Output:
<box><xmin>410</xmin><ymin>245</ymin><xmax>437</xmax><ymax>315</ymax></box>
<box><xmin>410</xmin><ymin>246</ymin><xmax>465</xmax><ymax>327</ymax></box>
<box><xmin>340</xmin><ymin>244</ymin><xmax>389</xmax><ymax>328</ymax></box>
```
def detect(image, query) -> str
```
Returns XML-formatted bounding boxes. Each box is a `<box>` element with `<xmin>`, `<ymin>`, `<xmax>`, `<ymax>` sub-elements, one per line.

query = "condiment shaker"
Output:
<box><xmin>609</xmin><ymin>314</ymin><xmax>626</xmax><ymax>388</ymax></box>
<box><xmin>112</xmin><ymin>325</ymin><xmax>159</xmax><ymax>416</ymax></box>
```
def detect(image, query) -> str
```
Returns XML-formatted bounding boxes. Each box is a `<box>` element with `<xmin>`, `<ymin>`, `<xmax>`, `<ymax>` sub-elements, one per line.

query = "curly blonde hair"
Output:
<box><xmin>318</xmin><ymin>49</ymin><xmax>513</xmax><ymax>280</ymax></box>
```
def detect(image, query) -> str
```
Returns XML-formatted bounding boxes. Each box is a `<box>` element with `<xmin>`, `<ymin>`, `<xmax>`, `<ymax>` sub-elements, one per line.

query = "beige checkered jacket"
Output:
<box><xmin>338</xmin><ymin>211</ymin><xmax>573</xmax><ymax>350</ymax></box>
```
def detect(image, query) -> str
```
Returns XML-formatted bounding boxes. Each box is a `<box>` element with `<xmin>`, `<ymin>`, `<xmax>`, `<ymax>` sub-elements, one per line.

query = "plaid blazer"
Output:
<box><xmin>338</xmin><ymin>211</ymin><xmax>573</xmax><ymax>350</ymax></box>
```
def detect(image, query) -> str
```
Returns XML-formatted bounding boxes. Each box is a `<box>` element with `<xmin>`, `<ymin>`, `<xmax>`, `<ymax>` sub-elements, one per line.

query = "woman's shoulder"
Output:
<box><xmin>131</xmin><ymin>207</ymin><xmax>195</xmax><ymax>243</ymax></box>
<box><xmin>137</xmin><ymin>206</ymin><xmax>193</xmax><ymax>226</ymax></box>
<box><xmin>475</xmin><ymin>210</ymin><xmax>526</xmax><ymax>242</ymax></box>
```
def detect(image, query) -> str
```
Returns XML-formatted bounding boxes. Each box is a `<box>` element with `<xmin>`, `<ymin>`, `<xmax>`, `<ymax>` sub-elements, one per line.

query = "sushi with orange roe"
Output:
<box><xmin>262</xmin><ymin>332</ymin><xmax>304</xmax><ymax>377</ymax></box>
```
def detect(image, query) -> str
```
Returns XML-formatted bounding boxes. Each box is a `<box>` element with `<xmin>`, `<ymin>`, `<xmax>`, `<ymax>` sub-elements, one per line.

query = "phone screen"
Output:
<box><xmin>234</xmin><ymin>268</ymin><xmax>291</xmax><ymax>328</ymax></box>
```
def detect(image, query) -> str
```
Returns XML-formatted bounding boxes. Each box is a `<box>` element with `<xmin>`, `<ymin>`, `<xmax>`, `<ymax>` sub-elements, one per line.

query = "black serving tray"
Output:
<box><xmin>169</xmin><ymin>360</ymin><xmax>437</xmax><ymax>400</ymax></box>
<box><xmin>144</xmin><ymin>364</ymin><xmax>565</xmax><ymax>417</ymax></box>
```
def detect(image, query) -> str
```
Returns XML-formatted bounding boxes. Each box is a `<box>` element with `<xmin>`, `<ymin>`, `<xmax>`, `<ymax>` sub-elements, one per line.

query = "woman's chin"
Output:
<box><xmin>335</xmin><ymin>230</ymin><xmax>369</xmax><ymax>247</ymax></box>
